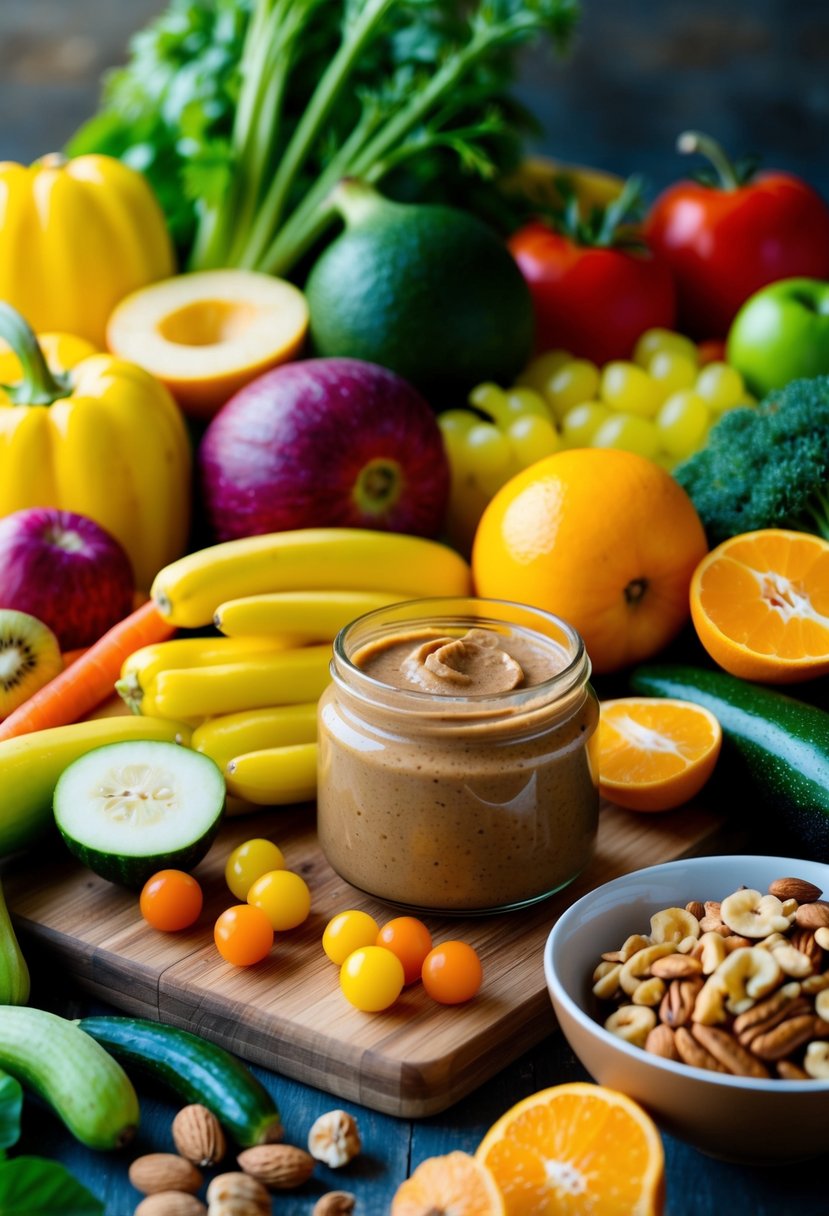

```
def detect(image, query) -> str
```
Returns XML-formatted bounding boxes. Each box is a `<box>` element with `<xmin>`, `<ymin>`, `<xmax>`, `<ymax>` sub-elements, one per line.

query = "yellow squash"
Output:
<box><xmin>0</xmin><ymin>304</ymin><xmax>191</xmax><ymax>590</ymax></box>
<box><xmin>0</xmin><ymin>153</ymin><xmax>174</xmax><ymax>346</ymax></box>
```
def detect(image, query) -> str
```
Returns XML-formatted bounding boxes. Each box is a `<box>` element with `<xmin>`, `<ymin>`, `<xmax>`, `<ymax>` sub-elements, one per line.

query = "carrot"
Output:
<box><xmin>60</xmin><ymin>647</ymin><xmax>90</xmax><ymax>669</ymax></box>
<box><xmin>0</xmin><ymin>600</ymin><xmax>175</xmax><ymax>741</ymax></box>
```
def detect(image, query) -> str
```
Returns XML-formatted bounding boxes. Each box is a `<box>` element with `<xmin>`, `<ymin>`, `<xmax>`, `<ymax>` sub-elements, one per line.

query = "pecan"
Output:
<box><xmin>690</xmin><ymin>1024</ymin><xmax>769</xmax><ymax>1078</ymax></box>
<box><xmin>795</xmin><ymin>901</ymin><xmax>829</xmax><ymax>930</ymax></box>
<box><xmin>674</xmin><ymin>1026</ymin><xmax>730</xmax><ymax>1073</ymax></box>
<box><xmin>659</xmin><ymin>977</ymin><xmax>703</xmax><ymax>1028</ymax></box>
<box><xmin>789</xmin><ymin>927</ymin><xmax>823</xmax><ymax>972</ymax></box>
<box><xmin>776</xmin><ymin>1059</ymin><xmax>811</xmax><ymax>1080</ymax></box>
<box><xmin>749</xmin><ymin>1013</ymin><xmax>817</xmax><ymax>1061</ymax></box>
<box><xmin>704</xmin><ymin>901</ymin><xmax>722</xmax><ymax>919</ymax></box>
<box><xmin>698</xmin><ymin>917</ymin><xmax>730</xmax><ymax>936</ymax></box>
<box><xmin>644</xmin><ymin>1023</ymin><xmax>679</xmax><ymax>1060</ymax></box>
<box><xmin>650</xmin><ymin>954</ymin><xmax>703</xmax><ymax>980</ymax></box>
<box><xmin>768</xmin><ymin>877</ymin><xmax>823</xmax><ymax>904</ymax></box>
<box><xmin>802</xmin><ymin>972</ymin><xmax>829</xmax><ymax>995</ymax></box>
<box><xmin>733</xmin><ymin>983</ymin><xmax>806</xmax><ymax>1045</ymax></box>
<box><xmin>722</xmin><ymin>935</ymin><xmax>753</xmax><ymax>953</ymax></box>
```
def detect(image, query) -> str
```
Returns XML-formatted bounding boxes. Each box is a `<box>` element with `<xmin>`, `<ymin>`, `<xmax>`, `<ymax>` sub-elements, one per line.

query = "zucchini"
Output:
<box><xmin>78</xmin><ymin>1016</ymin><xmax>282</xmax><ymax>1147</ymax></box>
<box><xmin>0</xmin><ymin>1007</ymin><xmax>139</xmax><ymax>1149</ymax></box>
<box><xmin>630</xmin><ymin>664</ymin><xmax>829</xmax><ymax>857</ymax></box>
<box><xmin>0</xmin><ymin>880</ymin><xmax>29</xmax><ymax>1005</ymax></box>
<box><xmin>53</xmin><ymin>740</ymin><xmax>225</xmax><ymax>888</ymax></box>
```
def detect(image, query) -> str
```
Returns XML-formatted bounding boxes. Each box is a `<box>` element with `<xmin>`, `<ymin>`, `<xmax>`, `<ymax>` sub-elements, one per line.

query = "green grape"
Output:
<box><xmin>438</xmin><ymin>411</ymin><xmax>479</xmax><ymax>475</ymax></box>
<box><xmin>463</xmin><ymin>422</ymin><xmax>514</xmax><ymax>478</ymax></box>
<box><xmin>656</xmin><ymin>390</ymin><xmax>711</xmax><ymax>457</ymax></box>
<box><xmin>468</xmin><ymin>381</ymin><xmax>508</xmax><ymax>415</ymax></box>
<box><xmin>516</xmin><ymin>349</ymin><xmax>572</xmax><ymax>391</ymax></box>
<box><xmin>506</xmin><ymin>414</ymin><xmax>560</xmax><ymax>468</ymax></box>
<box><xmin>544</xmin><ymin>359</ymin><xmax>601</xmax><ymax>421</ymax></box>
<box><xmin>476</xmin><ymin>387</ymin><xmax>550</xmax><ymax>429</ymax></box>
<box><xmin>647</xmin><ymin>350</ymin><xmax>698</xmax><ymax>402</ymax></box>
<box><xmin>560</xmin><ymin>401</ymin><xmax>612</xmax><ymax>446</ymax></box>
<box><xmin>599</xmin><ymin>361</ymin><xmax>662</xmax><ymax>417</ymax></box>
<box><xmin>694</xmin><ymin>362</ymin><xmax>745</xmax><ymax>411</ymax></box>
<box><xmin>633</xmin><ymin>328</ymin><xmax>698</xmax><ymax>368</ymax></box>
<box><xmin>591</xmin><ymin>413</ymin><xmax>660</xmax><ymax>459</ymax></box>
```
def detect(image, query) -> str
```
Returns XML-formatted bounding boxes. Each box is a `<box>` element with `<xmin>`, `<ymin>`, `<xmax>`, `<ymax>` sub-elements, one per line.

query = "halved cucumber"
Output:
<box><xmin>53</xmin><ymin>740</ymin><xmax>225</xmax><ymax>888</ymax></box>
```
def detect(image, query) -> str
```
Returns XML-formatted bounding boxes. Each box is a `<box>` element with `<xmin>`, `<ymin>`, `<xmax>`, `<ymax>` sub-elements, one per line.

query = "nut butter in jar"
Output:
<box><xmin>317</xmin><ymin>597</ymin><xmax>599</xmax><ymax>914</ymax></box>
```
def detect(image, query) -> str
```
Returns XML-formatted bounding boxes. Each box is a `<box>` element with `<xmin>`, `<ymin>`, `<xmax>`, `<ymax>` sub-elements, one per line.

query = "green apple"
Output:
<box><xmin>726</xmin><ymin>276</ymin><xmax>829</xmax><ymax>397</ymax></box>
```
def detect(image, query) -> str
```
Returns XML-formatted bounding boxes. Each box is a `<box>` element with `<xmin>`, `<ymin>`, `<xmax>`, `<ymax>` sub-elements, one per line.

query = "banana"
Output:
<box><xmin>214</xmin><ymin>589</ymin><xmax>404</xmax><ymax>639</ymax></box>
<box><xmin>192</xmin><ymin>702</ymin><xmax>318</xmax><ymax>772</ymax></box>
<box><xmin>0</xmin><ymin>716</ymin><xmax>191</xmax><ymax>859</ymax></box>
<box><xmin>143</xmin><ymin>645</ymin><xmax>333</xmax><ymax>720</ymax></box>
<box><xmin>226</xmin><ymin>743</ymin><xmax>318</xmax><ymax>806</ymax></box>
<box><xmin>116</xmin><ymin>635</ymin><xmax>293</xmax><ymax>713</ymax></box>
<box><xmin>151</xmin><ymin>528</ymin><xmax>473</xmax><ymax>628</ymax></box>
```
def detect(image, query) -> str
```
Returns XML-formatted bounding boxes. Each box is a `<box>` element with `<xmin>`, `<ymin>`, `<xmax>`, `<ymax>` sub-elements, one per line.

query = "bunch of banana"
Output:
<box><xmin>124</xmin><ymin>528</ymin><xmax>473</xmax><ymax>809</ymax></box>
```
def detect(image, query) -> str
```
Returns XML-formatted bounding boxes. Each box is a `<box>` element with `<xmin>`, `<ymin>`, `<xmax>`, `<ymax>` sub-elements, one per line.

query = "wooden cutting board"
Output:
<box><xmin>3</xmin><ymin>797</ymin><xmax>726</xmax><ymax>1117</ymax></box>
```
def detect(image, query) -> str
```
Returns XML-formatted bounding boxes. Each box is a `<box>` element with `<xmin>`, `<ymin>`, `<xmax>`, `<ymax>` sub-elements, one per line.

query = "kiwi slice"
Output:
<box><xmin>0</xmin><ymin>609</ymin><xmax>63</xmax><ymax>718</ymax></box>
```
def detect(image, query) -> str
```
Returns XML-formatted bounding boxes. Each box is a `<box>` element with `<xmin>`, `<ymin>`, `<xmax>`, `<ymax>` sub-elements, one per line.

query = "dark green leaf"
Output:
<box><xmin>0</xmin><ymin>1158</ymin><xmax>103</xmax><ymax>1216</ymax></box>
<box><xmin>0</xmin><ymin>1074</ymin><xmax>22</xmax><ymax>1154</ymax></box>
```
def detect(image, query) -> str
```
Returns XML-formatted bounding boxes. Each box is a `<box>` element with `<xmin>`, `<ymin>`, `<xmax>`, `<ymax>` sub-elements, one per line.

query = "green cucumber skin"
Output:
<box><xmin>0</xmin><ymin>881</ymin><xmax>29</xmax><ymax>1005</ymax></box>
<box><xmin>78</xmin><ymin>1016</ymin><xmax>282</xmax><ymax>1147</ymax></box>
<box><xmin>0</xmin><ymin>1007</ymin><xmax>139</xmax><ymax>1149</ymax></box>
<box><xmin>55</xmin><ymin>818</ymin><xmax>223</xmax><ymax>890</ymax></box>
<box><xmin>630</xmin><ymin>664</ymin><xmax>829</xmax><ymax>857</ymax></box>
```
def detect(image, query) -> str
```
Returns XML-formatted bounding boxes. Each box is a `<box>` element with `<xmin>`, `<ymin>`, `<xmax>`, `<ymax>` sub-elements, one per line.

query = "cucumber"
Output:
<box><xmin>0</xmin><ymin>880</ymin><xmax>29</xmax><ymax>1005</ymax></box>
<box><xmin>630</xmin><ymin>664</ymin><xmax>829</xmax><ymax>857</ymax></box>
<box><xmin>53</xmin><ymin>740</ymin><xmax>225</xmax><ymax>888</ymax></box>
<box><xmin>77</xmin><ymin>1016</ymin><xmax>282</xmax><ymax>1147</ymax></box>
<box><xmin>0</xmin><ymin>1007</ymin><xmax>139</xmax><ymax>1149</ymax></box>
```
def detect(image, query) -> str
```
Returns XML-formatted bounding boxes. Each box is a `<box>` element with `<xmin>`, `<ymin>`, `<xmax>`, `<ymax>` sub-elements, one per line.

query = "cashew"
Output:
<box><xmin>676</xmin><ymin>935</ymin><xmax>699</xmax><ymax>954</ymax></box>
<box><xmin>756</xmin><ymin>932</ymin><xmax>788</xmax><ymax>951</ymax></box>
<box><xmin>618</xmin><ymin>934</ymin><xmax>652</xmax><ymax>961</ymax></box>
<box><xmin>816</xmin><ymin>989</ymin><xmax>829</xmax><ymax>1023</ymax></box>
<box><xmin>604</xmin><ymin>1004</ymin><xmax>656</xmax><ymax>1046</ymax></box>
<box><xmin>692</xmin><ymin>976</ymin><xmax>728</xmax><ymax>1025</ymax></box>
<box><xmin>694</xmin><ymin>947</ymin><xmax>783</xmax><ymax>1023</ymax></box>
<box><xmin>619</xmin><ymin>943</ymin><xmax>676</xmax><ymax>995</ymax></box>
<box><xmin>769</xmin><ymin>943</ymin><xmax>814</xmax><ymax>979</ymax></box>
<box><xmin>803</xmin><ymin>1042</ymin><xmax>829</xmax><ymax>1080</ymax></box>
<box><xmin>592</xmin><ymin>962</ymin><xmax>622</xmax><ymax>1001</ymax></box>
<box><xmin>720</xmin><ymin>889</ymin><xmax>792</xmax><ymax>938</ymax></box>
<box><xmin>650</xmin><ymin>908</ymin><xmax>701</xmax><ymax>944</ymax></box>
<box><xmin>593</xmin><ymin>960</ymin><xmax>616</xmax><ymax>982</ymax></box>
<box><xmin>694</xmin><ymin>931</ymin><xmax>728</xmax><ymax>974</ymax></box>
<box><xmin>632</xmin><ymin>977</ymin><xmax>666</xmax><ymax>1007</ymax></box>
<box><xmin>780</xmin><ymin>898</ymin><xmax>799</xmax><ymax>918</ymax></box>
<box><xmin>816</xmin><ymin>926</ymin><xmax>829</xmax><ymax>951</ymax></box>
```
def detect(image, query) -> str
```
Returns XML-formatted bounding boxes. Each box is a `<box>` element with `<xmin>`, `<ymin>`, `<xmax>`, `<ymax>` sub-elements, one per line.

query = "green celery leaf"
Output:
<box><xmin>0</xmin><ymin>1158</ymin><xmax>103</xmax><ymax>1216</ymax></box>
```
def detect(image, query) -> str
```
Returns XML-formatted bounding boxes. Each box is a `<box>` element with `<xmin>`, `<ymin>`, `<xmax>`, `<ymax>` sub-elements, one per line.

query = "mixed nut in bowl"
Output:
<box><xmin>543</xmin><ymin>854</ymin><xmax>829</xmax><ymax>1163</ymax></box>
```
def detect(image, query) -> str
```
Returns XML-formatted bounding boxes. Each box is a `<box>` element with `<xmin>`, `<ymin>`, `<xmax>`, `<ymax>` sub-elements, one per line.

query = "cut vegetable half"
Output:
<box><xmin>598</xmin><ymin>696</ymin><xmax>721</xmax><ymax>812</ymax></box>
<box><xmin>690</xmin><ymin>529</ymin><xmax>829</xmax><ymax>683</ymax></box>
<box><xmin>53</xmin><ymin>740</ymin><xmax>225</xmax><ymax>887</ymax></box>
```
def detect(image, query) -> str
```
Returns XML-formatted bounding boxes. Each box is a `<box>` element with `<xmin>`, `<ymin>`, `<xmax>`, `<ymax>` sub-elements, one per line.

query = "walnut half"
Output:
<box><xmin>308</xmin><ymin>1110</ymin><xmax>362</xmax><ymax>1169</ymax></box>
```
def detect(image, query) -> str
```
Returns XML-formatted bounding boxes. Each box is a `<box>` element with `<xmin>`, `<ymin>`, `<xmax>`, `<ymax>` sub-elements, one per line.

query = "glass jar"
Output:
<box><xmin>317</xmin><ymin>597</ymin><xmax>599</xmax><ymax>915</ymax></box>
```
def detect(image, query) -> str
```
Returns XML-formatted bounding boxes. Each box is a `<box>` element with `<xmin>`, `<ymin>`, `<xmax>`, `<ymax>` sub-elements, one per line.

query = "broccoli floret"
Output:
<box><xmin>674</xmin><ymin>375</ymin><xmax>829</xmax><ymax>545</ymax></box>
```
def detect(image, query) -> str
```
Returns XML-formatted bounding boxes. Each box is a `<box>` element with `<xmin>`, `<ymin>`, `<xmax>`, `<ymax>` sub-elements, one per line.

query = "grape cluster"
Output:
<box><xmin>438</xmin><ymin>328</ymin><xmax>754</xmax><ymax>551</ymax></box>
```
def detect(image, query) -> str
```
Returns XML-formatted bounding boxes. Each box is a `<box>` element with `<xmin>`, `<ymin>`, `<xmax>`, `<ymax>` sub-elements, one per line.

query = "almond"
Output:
<box><xmin>172</xmin><ymin>1105</ymin><xmax>227</xmax><ymax>1168</ymax></box>
<box><xmin>313</xmin><ymin>1193</ymin><xmax>357</xmax><ymax>1216</ymax></box>
<box><xmin>768</xmin><ymin>877</ymin><xmax>823</xmax><ymax>904</ymax></box>
<box><xmin>795</xmin><ymin>901</ymin><xmax>829</xmax><ymax>930</ymax></box>
<box><xmin>134</xmin><ymin>1193</ymin><xmax>206</xmax><ymax>1216</ymax></box>
<box><xmin>237</xmin><ymin>1143</ymin><xmax>315</xmax><ymax>1190</ymax></box>
<box><xmin>650</xmin><ymin>954</ymin><xmax>702</xmax><ymax>980</ymax></box>
<box><xmin>129</xmin><ymin>1154</ymin><xmax>203</xmax><ymax>1196</ymax></box>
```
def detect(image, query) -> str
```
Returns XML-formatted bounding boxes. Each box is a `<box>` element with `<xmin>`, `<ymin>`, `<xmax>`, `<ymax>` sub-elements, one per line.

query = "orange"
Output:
<box><xmin>471</xmin><ymin>450</ymin><xmax>707</xmax><ymax>674</ymax></box>
<box><xmin>690</xmin><ymin>528</ymin><xmax>829</xmax><ymax>683</ymax></box>
<box><xmin>598</xmin><ymin>697</ymin><xmax>722</xmax><ymax>812</ymax></box>
<box><xmin>476</xmin><ymin>1083</ymin><xmax>664</xmax><ymax>1216</ymax></box>
<box><xmin>391</xmin><ymin>1150</ymin><xmax>505</xmax><ymax>1216</ymax></box>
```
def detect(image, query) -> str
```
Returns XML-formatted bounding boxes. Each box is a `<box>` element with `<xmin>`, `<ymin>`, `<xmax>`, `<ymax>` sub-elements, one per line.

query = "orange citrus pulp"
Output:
<box><xmin>598</xmin><ymin>697</ymin><xmax>722</xmax><ymax>812</ymax></box>
<box><xmin>476</xmin><ymin>1083</ymin><xmax>664</xmax><ymax>1216</ymax></box>
<box><xmin>690</xmin><ymin>528</ymin><xmax>829</xmax><ymax>683</ymax></box>
<box><xmin>391</xmin><ymin>1150</ymin><xmax>505</xmax><ymax>1216</ymax></box>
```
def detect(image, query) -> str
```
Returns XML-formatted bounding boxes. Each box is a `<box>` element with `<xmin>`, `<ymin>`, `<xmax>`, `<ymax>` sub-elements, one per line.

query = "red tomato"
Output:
<box><xmin>645</xmin><ymin>133</ymin><xmax>829</xmax><ymax>340</ymax></box>
<box><xmin>509</xmin><ymin>222</ymin><xmax>676</xmax><ymax>366</ymax></box>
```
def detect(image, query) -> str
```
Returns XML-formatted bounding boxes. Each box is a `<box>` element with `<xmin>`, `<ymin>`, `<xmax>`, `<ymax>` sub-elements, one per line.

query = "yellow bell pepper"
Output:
<box><xmin>0</xmin><ymin>153</ymin><xmax>174</xmax><ymax>347</ymax></box>
<box><xmin>0</xmin><ymin>303</ymin><xmax>191</xmax><ymax>590</ymax></box>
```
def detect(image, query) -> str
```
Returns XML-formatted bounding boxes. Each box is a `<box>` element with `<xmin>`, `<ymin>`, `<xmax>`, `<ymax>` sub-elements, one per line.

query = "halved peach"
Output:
<box><xmin>106</xmin><ymin>269</ymin><xmax>309</xmax><ymax>418</ymax></box>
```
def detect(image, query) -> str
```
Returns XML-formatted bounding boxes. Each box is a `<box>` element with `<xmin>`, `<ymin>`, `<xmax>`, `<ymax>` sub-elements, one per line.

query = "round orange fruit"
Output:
<box><xmin>391</xmin><ymin>1150</ymin><xmax>505</xmax><ymax>1216</ymax></box>
<box><xmin>690</xmin><ymin>528</ymin><xmax>829</xmax><ymax>683</ymax></box>
<box><xmin>472</xmin><ymin>449</ymin><xmax>708</xmax><ymax>674</ymax></box>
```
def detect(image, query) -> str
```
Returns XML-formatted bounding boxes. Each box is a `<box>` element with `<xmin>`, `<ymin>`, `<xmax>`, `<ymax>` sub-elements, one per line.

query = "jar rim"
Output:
<box><xmin>331</xmin><ymin>596</ymin><xmax>591</xmax><ymax>717</ymax></box>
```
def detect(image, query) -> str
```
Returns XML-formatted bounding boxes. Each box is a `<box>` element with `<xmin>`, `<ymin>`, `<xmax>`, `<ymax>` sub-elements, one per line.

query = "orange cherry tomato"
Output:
<box><xmin>421</xmin><ymin>941</ymin><xmax>483</xmax><ymax>1004</ymax></box>
<box><xmin>139</xmin><ymin>869</ymin><xmax>203</xmax><ymax>932</ymax></box>
<box><xmin>376</xmin><ymin>916</ymin><xmax>433</xmax><ymax>985</ymax></box>
<box><xmin>214</xmin><ymin>904</ymin><xmax>274</xmax><ymax>966</ymax></box>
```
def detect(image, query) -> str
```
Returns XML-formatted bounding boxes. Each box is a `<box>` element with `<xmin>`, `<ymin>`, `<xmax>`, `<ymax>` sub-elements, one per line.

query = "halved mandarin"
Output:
<box><xmin>476</xmin><ymin>1082</ymin><xmax>664</xmax><ymax>1216</ymax></box>
<box><xmin>690</xmin><ymin>529</ymin><xmax>829</xmax><ymax>683</ymax></box>
<box><xmin>598</xmin><ymin>697</ymin><xmax>721</xmax><ymax>812</ymax></box>
<box><xmin>391</xmin><ymin>1151</ymin><xmax>505</xmax><ymax>1216</ymax></box>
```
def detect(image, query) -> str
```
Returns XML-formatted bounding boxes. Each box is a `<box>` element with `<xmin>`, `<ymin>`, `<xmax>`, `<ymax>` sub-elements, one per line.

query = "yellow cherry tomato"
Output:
<box><xmin>247</xmin><ymin>869</ymin><xmax>311</xmax><ymax>931</ymax></box>
<box><xmin>225</xmin><ymin>838</ymin><xmax>286</xmax><ymax>901</ymax></box>
<box><xmin>340</xmin><ymin>946</ymin><xmax>405</xmax><ymax>1012</ymax></box>
<box><xmin>323</xmin><ymin>910</ymin><xmax>381</xmax><ymax>965</ymax></box>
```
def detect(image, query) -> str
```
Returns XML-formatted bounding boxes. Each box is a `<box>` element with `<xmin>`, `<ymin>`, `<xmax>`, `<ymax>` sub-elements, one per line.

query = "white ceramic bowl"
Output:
<box><xmin>544</xmin><ymin>853</ymin><xmax>829</xmax><ymax>1163</ymax></box>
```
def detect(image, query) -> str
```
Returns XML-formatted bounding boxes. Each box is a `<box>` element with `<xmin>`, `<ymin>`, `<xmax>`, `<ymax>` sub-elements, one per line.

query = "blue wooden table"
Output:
<box><xmin>21</xmin><ymin>972</ymin><xmax>829</xmax><ymax>1215</ymax></box>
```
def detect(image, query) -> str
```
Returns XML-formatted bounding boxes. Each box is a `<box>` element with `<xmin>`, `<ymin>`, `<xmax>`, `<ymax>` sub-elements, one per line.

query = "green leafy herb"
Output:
<box><xmin>0</xmin><ymin>1158</ymin><xmax>103</xmax><ymax>1216</ymax></box>
<box><xmin>68</xmin><ymin>0</ymin><xmax>578</xmax><ymax>269</ymax></box>
<box><xmin>0</xmin><ymin>1073</ymin><xmax>22</xmax><ymax>1155</ymax></box>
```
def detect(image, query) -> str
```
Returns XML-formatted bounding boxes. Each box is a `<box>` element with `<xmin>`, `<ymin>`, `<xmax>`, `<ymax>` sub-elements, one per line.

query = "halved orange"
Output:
<box><xmin>391</xmin><ymin>1151</ymin><xmax>505</xmax><ymax>1216</ymax></box>
<box><xmin>690</xmin><ymin>529</ymin><xmax>829</xmax><ymax>683</ymax></box>
<box><xmin>476</xmin><ymin>1083</ymin><xmax>664</xmax><ymax>1216</ymax></box>
<box><xmin>598</xmin><ymin>696</ymin><xmax>722</xmax><ymax>812</ymax></box>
